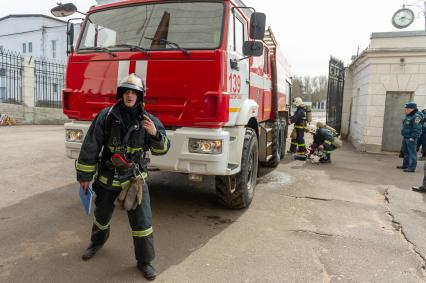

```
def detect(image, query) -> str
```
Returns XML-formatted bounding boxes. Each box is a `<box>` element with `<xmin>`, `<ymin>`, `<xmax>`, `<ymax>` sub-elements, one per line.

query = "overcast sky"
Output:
<box><xmin>1</xmin><ymin>0</ymin><xmax>425</xmax><ymax>76</ymax></box>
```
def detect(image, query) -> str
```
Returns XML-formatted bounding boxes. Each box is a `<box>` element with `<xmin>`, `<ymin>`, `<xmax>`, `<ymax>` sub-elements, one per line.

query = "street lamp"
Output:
<box><xmin>392</xmin><ymin>1</ymin><xmax>426</xmax><ymax>30</ymax></box>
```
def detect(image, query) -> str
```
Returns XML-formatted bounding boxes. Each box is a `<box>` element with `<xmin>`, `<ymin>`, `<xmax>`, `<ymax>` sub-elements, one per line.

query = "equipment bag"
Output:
<box><xmin>332</xmin><ymin>137</ymin><xmax>342</xmax><ymax>148</ymax></box>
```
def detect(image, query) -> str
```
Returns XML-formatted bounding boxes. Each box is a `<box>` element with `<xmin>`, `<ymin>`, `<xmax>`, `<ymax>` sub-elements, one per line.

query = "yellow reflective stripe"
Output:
<box><xmin>127</xmin><ymin>147</ymin><xmax>143</xmax><ymax>154</ymax></box>
<box><xmin>298</xmin><ymin>144</ymin><xmax>305</xmax><ymax>146</ymax></box>
<box><xmin>99</xmin><ymin>172</ymin><xmax>148</xmax><ymax>187</ymax></box>
<box><xmin>99</xmin><ymin>175</ymin><xmax>108</xmax><ymax>185</ymax></box>
<box><xmin>151</xmin><ymin>136</ymin><xmax>169</xmax><ymax>154</ymax></box>
<box><xmin>295</xmin><ymin>126</ymin><xmax>305</xmax><ymax>129</ymax></box>
<box><xmin>112</xmin><ymin>180</ymin><xmax>125</xmax><ymax>187</ymax></box>
<box><xmin>291</xmin><ymin>142</ymin><xmax>298</xmax><ymax>145</ymax></box>
<box><xmin>324</xmin><ymin>140</ymin><xmax>332</xmax><ymax>144</ymax></box>
<box><xmin>132</xmin><ymin>227</ymin><xmax>153</xmax><ymax>237</ymax></box>
<box><xmin>229</xmin><ymin>108</ymin><xmax>240</xmax><ymax>113</ymax></box>
<box><xmin>76</xmin><ymin>162</ymin><xmax>96</xmax><ymax>173</ymax></box>
<box><xmin>94</xmin><ymin>218</ymin><xmax>110</xmax><ymax>231</ymax></box>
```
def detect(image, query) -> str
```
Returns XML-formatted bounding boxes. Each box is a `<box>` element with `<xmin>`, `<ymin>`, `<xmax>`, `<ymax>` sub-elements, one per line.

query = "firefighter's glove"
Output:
<box><xmin>123</xmin><ymin>177</ymin><xmax>144</xmax><ymax>211</ymax></box>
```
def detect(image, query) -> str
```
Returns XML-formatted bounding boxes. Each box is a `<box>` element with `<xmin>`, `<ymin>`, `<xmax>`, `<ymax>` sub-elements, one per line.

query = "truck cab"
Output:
<box><xmin>55</xmin><ymin>0</ymin><xmax>291</xmax><ymax>208</ymax></box>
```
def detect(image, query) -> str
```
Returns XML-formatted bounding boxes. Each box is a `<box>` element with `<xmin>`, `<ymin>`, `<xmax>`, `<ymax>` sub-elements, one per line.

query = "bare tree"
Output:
<box><xmin>292</xmin><ymin>75</ymin><xmax>328</xmax><ymax>107</ymax></box>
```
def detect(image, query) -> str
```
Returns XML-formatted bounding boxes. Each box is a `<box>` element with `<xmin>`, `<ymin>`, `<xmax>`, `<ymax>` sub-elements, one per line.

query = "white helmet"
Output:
<box><xmin>116</xmin><ymin>73</ymin><xmax>145</xmax><ymax>99</ymax></box>
<box><xmin>293</xmin><ymin>97</ymin><xmax>304</xmax><ymax>107</ymax></box>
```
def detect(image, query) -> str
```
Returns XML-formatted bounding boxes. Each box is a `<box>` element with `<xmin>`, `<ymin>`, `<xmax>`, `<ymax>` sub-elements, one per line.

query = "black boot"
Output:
<box><xmin>82</xmin><ymin>243</ymin><xmax>103</xmax><ymax>261</ymax></box>
<box><xmin>412</xmin><ymin>186</ymin><xmax>426</xmax><ymax>193</ymax></box>
<box><xmin>137</xmin><ymin>262</ymin><xmax>157</xmax><ymax>280</ymax></box>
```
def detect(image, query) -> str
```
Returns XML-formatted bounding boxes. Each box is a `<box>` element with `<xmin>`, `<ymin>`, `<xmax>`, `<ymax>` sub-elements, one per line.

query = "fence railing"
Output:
<box><xmin>34</xmin><ymin>59</ymin><xmax>65</xmax><ymax>108</ymax></box>
<box><xmin>0</xmin><ymin>49</ymin><xmax>23</xmax><ymax>104</ymax></box>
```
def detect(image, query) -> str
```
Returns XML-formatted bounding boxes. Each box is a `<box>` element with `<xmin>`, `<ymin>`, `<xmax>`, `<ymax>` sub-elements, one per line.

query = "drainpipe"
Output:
<box><xmin>41</xmin><ymin>26</ymin><xmax>46</xmax><ymax>59</ymax></box>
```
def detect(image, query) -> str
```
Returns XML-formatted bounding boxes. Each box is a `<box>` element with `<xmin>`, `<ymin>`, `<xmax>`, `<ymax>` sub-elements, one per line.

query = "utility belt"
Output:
<box><xmin>99</xmin><ymin>152</ymin><xmax>146</xmax><ymax>189</ymax></box>
<box><xmin>97</xmin><ymin>170</ymin><xmax>147</xmax><ymax>189</ymax></box>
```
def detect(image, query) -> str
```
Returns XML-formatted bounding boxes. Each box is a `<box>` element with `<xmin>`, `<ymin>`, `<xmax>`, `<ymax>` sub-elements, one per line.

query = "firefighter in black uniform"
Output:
<box><xmin>312</xmin><ymin>122</ymin><xmax>336</xmax><ymax>163</ymax></box>
<box><xmin>76</xmin><ymin>73</ymin><xmax>170</xmax><ymax>280</ymax></box>
<box><xmin>289</xmin><ymin>97</ymin><xmax>307</xmax><ymax>154</ymax></box>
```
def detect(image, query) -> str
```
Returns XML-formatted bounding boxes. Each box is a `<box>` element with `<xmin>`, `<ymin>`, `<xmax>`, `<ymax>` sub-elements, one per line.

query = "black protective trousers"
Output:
<box><xmin>89</xmin><ymin>181</ymin><xmax>155</xmax><ymax>263</ymax></box>
<box><xmin>289</xmin><ymin>127</ymin><xmax>306</xmax><ymax>154</ymax></box>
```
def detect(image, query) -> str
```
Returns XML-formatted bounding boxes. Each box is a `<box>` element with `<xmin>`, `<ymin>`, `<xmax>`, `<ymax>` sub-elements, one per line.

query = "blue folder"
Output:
<box><xmin>79</xmin><ymin>185</ymin><xmax>94</xmax><ymax>215</ymax></box>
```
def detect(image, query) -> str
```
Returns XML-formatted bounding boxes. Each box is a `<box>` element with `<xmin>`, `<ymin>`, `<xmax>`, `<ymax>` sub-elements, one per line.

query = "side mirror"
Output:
<box><xmin>67</xmin><ymin>22</ymin><xmax>75</xmax><ymax>54</ymax></box>
<box><xmin>243</xmin><ymin>41</ymin><xmax>263</xmax><ymax>57</ymax></box>
<box><xmin>51</xmin><ymin>3</ymin><xmax>77</xmax><ymax>17</ymax></box>
<box><xmin>250</xmin><ymin>12</ymin><xmax>266</xmax><ymax>40</ymax></box>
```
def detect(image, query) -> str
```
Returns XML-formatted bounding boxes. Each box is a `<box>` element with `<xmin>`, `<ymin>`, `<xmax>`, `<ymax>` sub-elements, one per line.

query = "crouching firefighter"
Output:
<box><xmin>76</xmin><ymin>73</ymin><xmax>170</xmax><ymax>280</ymax></box>
<box><xmin>310</xmin><ymin>122</ymin><xmax>340</xmax><ymax>163</ymax></box>
<box><xmin>288</xmin><ymin>97</ymin><xmax>307</xmax><ymax>154</ymax></box>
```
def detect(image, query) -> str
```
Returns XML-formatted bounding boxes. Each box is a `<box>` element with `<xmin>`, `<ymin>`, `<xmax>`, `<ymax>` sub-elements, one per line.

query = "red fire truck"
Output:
<box><xmin>52</xmin><ymin>0</ymin><xmax>292</xmax><ymax>209</ymax></box>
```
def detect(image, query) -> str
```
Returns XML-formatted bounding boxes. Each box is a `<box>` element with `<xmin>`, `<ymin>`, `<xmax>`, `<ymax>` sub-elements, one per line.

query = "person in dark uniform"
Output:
<box><xmin>288</xmin><ymin>97</ymin><xmax>307</xmax><ymax>154</ymax></box>
<box><xmin>416</xmin><ymin>106</ymin><xmax>426</xmax><ymax>161</ymax></box>
<box><xmin>311</xmin><ymin>122</ymin><xmax>337</xmax><ymax>163</ymax></box>
<box><xmin>76</xmin><ymin>73</ymin><xmax>170</xmax><ymax>280</ymax></box>
<box><xmin>397</xmin><ymin>102</ymin><xmax>422</xmax><ymax>173</ymax></box>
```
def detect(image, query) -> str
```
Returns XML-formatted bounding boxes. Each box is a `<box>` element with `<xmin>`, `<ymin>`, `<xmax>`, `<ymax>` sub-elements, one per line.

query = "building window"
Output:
<box><xmin>51</xmin><ymin>40</ymin><xmax>56</xmax><ymax>58</ymax></box>
<box><xmin>22</xmin><ymin>43</ymin><xmax>26</xmax><ymax>53</ymax></box>
<box><xmin>28</xmin><ymin>42</ymin><xmax>32</xmax><ymax>53</ymax></box>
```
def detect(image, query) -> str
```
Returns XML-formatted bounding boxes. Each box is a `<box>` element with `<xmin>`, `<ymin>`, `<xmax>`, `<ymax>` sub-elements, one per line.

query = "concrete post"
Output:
<box><xmin>22</xmin><ymin>56</ymin><xmax>35</xmax><ymax>123</ymax></box>
<box><xmin>340</xmin><ymin>68</ymin><xmax>352</xmax><ymax>138</ymax></box>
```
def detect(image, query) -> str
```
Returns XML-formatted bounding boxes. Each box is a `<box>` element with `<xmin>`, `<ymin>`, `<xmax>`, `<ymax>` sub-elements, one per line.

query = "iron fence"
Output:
<box><xmin>34</xmin><ymin>59</ymin><xmax>65</xmax><ymax>108</ymax></box>
<box><xmin>326</xmin><ymin>56</ymin><xmax>345</xmax><ymax>133</ymax></box>
<box><xmin>0</xmin><ymin>49</ymin><xmax>23</xmax><ymax>104</ymax></box>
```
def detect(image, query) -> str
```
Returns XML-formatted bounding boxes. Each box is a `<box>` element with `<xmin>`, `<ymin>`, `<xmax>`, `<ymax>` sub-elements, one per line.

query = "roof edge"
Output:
<box><xmin>0</xmin><ymin>14</ymin><xmax>67</xmax><ymax>24</ymax></box>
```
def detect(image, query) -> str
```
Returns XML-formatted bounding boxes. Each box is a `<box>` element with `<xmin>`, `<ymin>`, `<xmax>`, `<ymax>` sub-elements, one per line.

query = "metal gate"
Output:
<box><xmin>34</xmin><ymin>60</ymin><xmax>65</xmax><ymax>108</ymax></box>
<box><xmin>326</xmin><ymin>56</ymin><xmax>345</xmax><ymax>133</ymax></box>
<box><xmin>0</xmin><ymin>49</ymin><xmax>23</xmax><ymax>104</ymax></box>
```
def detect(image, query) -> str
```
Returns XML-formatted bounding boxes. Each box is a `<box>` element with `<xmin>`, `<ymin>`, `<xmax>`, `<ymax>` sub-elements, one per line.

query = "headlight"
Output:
<box><xmin>66</xmin><ymin>129</ymin><xmax>84</xmax><ymax>142</ymax></box>
<box><xmin>189</xmin><ymin>139</ymin><xmax>222</xmax><ymax>154</ymax></box>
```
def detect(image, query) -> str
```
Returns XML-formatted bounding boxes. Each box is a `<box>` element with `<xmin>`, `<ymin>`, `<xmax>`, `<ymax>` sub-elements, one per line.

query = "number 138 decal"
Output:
<box><xmin>228</xmin><ymin>73</ymin><xmax>241</xmax><ymax>93</ymax></box>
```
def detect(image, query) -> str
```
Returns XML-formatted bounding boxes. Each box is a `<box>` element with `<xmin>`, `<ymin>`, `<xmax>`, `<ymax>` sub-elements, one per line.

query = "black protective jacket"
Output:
<box><xmin>314</xmin><ymin>128</ymin><xmax>335</xmax><ymax>151</ymax></box>
<box><xmin>290</xmin><ymin>106</ymin><xmax>306</xmax><ymax>128</ymax></box>
<box><xmin>76</xmin><ymin>102</ymin><xmax>170</xmax><ymax>190</ymax></box>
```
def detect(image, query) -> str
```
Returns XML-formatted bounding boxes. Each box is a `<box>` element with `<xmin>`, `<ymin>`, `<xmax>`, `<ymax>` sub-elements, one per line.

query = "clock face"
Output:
<box><xmin>392</xmin><ymin>8</ymin><xmax>415</xmax><ymax>29</ymax></box>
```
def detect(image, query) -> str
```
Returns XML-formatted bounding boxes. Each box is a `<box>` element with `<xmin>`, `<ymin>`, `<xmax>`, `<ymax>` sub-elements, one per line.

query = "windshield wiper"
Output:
<box><xmin>79</xmin><ymin>46</ymin><xmax>117</xmax><ymax>57</ymax></box>
<box><xmin>108</xmin><ymin>44</ymin><xmax>151</xmax><ymax>56</ymax></box>
<box><xmin>144</xmin><ymin>37</ymin><xmax>191</xmax><ymax>56</ymax></box>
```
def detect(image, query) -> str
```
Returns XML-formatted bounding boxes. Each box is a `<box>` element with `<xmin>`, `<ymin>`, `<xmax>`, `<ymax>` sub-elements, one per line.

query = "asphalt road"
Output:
<box><xmin>1</xmin><ymin>125</ymin><xmax>426</xmax><ymax>282</ymax></box>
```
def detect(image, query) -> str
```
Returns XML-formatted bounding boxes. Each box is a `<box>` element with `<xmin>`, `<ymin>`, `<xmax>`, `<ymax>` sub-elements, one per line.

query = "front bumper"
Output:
<box><xmin>64</xmin><ymin>121</ymin><xmax>244</xmax><ymax>176</ymax></box>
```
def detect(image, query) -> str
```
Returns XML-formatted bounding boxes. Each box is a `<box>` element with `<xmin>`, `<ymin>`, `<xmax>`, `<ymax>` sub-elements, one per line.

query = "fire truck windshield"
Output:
<box><xmin>78</xmin><ymin>2</ymin><xmax>225</xmax><ymax>53</ymax></box>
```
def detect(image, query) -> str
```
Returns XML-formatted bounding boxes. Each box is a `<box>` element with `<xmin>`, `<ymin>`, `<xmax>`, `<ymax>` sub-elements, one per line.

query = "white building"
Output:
<box><xmin>342</xmin><ymin>31</ymin><xmax>426</xmax><ymax>152</ymax></box>
<box><xmin>0</xmin><ymin>14</ymin><xmax>79</xmax><ymax>62</ymax></box>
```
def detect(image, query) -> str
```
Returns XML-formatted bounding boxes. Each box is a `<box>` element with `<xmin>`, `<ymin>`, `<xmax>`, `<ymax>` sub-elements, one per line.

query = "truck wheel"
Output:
<box><xmin>263</xmin><ymin>121</ymin><xmax>281</xmax><ymax>168</ymax></box>
<box><xmin>279</xmin><ymin>119</ymin><xmax>287</xmax><ymax>159</ymax></box>
<box><xmin>215</xmin><ymin>128</ymin><xmax>258</xmax><ymax>209</ymax></box>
